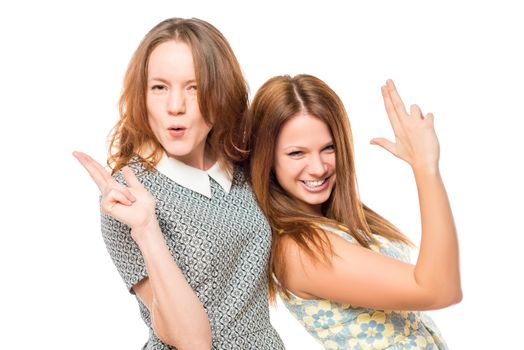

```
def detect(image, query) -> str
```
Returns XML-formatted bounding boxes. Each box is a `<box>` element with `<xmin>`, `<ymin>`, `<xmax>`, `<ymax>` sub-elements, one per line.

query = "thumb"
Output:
<box><xmin>370</xmin><ymin>137</ymin><xmax>397</xmax><ymax>155</ymax></box>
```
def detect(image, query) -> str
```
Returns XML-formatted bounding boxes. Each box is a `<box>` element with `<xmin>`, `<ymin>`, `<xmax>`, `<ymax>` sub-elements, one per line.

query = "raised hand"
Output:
<box><xmin>73</xmin><ymin>151</ymin><xmax>157</xmax><ymax>231</ymax></box>
<box><xmin>371</xmin><ymin>80</ymin><xmax>440</xmax><ymax>173</ymax></box>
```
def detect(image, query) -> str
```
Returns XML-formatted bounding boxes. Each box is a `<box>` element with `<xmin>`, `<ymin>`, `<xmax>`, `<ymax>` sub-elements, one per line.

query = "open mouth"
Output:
<box><xmin>300</xmin><ymin>176</ymin><xmax>331</xmax><ymax>192</ymax></box>
<box><xmin>168</xmin><ymin>126</ymin><xmax>186</xmax><ymax>137</ymax></box>
<box><xmin>302</xmin><ymin>179</ymin><xmax>327</xmax><ymax>187</ymax></box>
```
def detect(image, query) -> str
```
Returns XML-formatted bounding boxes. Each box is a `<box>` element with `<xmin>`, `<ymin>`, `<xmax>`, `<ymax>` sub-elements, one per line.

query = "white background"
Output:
<box><xmin>1</xmin><ymin>1</ymin><xmax>523</xmax><ymax>349</ymax></box>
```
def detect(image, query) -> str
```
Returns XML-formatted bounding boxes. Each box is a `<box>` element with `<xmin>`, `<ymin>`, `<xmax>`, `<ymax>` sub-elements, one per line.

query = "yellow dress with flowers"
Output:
<box><xmin>278</xmin><ymin>227</ymin><xmax>448</xmax><ymax>350</ymax></box>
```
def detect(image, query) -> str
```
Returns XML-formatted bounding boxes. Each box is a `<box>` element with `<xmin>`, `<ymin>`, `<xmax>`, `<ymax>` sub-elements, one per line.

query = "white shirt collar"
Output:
<box><xmin>155</xmin><ymin>152</ymin><xmax>232</xmax><ymax>198</ymax></box>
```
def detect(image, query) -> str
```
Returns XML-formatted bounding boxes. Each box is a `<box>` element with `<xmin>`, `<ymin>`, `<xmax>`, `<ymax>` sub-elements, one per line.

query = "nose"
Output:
<box><xmin>307</xmin><ymin>153</ymin><xmax>328</xmax><ymax>177</ymax></box>
<box><xmin>167</xmin><ymin>89</ymin><xmax>186</xmax><ymax>116</ymax></box>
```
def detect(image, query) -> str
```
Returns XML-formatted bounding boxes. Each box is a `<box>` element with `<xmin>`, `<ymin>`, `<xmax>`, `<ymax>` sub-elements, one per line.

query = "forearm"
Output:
<box><xmin>133</xmin><ymin>221</ymin><xmax>212</xmax><ymax>349</ymax></box>
<box><xmin>413</xmin><ymin>166</ymin><xmax>462</xmax><ymax>306</ymax></box>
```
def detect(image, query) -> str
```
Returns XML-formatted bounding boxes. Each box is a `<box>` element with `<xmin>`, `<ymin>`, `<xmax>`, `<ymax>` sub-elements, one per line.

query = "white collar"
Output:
<box><xmin>155</xmin><ymin>152</ymin><xmax>232</xmax><ymax>198</ymax></box>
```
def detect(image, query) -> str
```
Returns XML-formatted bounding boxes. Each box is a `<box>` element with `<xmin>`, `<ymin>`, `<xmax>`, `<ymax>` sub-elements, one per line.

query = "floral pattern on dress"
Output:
<box><xmin>278</xmin><ymin>227</ymin><xmax>448</xmax><ymax>350</ymax></box>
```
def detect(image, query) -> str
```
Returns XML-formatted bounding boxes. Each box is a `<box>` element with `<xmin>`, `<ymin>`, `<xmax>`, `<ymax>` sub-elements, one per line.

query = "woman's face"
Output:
<box><xmin>146</xmin><ymin>40</ymin><xmax>212</xmax><ymax>169</ymax></box>
<box><xmin>273</xmin><ymin>113</ymin><xmax>336</xmax><ymax>215</ymax></box>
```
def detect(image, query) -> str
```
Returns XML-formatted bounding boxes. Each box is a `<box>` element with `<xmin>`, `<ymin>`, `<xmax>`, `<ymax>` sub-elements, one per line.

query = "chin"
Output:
<box><xmin>302</xmin><ymin>191</ymin><xmax>332</xmax><ymax>204</ymax></box>
<box><xmin>307</xmin><ymin>198</ymin><xmax>330</xmax><ymax>207</ymax></box>
<box><xmin>164</xmin><ymin>145</ymin><xmax>192</xmax><ymax>158</ymax></box>
<box><xmin>299</xmin><ymin>194</ymin><xmax>330</xmax><ymax>207</ymax></box>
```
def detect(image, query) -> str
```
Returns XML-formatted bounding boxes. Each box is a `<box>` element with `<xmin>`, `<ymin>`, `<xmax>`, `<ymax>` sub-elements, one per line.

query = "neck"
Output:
<box><xmin>172</xmin><ymin>145</ymin><xmax>216</xmax><ymax>171</ymax></box>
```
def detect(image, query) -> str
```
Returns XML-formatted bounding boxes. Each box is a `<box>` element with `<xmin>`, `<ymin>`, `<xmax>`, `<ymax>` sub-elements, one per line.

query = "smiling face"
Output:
<box><xmin>146</xmin><ymin>40</ymin><xmax>213</xmax><ymax>169</ymax></box>
<box><xmin>273</xmin><ymin>113</ymin><xmax>337</xmax><ymax>215</ymax></box>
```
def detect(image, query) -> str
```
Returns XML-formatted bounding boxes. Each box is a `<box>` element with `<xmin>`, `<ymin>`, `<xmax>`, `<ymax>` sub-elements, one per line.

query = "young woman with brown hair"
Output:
<box><xmin>73</xmin><ymin>18</ymin><xmax>284</xmax><ymax>350</ymax></box>
<box><xmin>244</xmin><ymin>74</ymin><xmax>461</xmax><ymax>349</ymax></box>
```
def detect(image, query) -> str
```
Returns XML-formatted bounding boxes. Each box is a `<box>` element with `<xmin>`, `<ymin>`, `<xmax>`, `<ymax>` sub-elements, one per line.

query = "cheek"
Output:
<box><xmin>324</xmin><ymin>152</ymin><xmax>336</xmax><ymax>169</ymax></box>
<box><xmin>146</xmin><ymin>100</ymin><xmax>160</xmax><ymax>123</ymax></box>
<box><xmin>147</xmin><ymin>113</ymin><xmax>159</xmax><ymax>131</ymax></box>
<box><xmin>146</xmin><ymin>110</ymin><xmax>163</xmax><ymax>140</ymax></box>
<box><xmin>193</xmin><ymin>109</ymin><xmax>212</xmax><ymax>133</ymax></box>
<box><xmin>200</xmin><ymin>118</ymin><xmax>212</xmax><ymax>132</ymax></box>
<box><xmin>145</xmin><ymin>93</ymin><xmax>154</xmax><ymax>112</ymax></box>
<box><xmin>196</xmin><ymin>120</ymin><xmax>212</xmax><ymax>141</ymax></box>
<box><xmin>274</xmin><ymin>159</ymin><xmax>299</xmax><ymax>187</ymax></box>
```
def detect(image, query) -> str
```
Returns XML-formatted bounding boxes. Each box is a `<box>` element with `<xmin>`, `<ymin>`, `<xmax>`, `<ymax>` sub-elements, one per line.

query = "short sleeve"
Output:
<box><xmin>100</xmin><ymin>207</ymin><xmax>149</xmax><ymax>294</ymax></box>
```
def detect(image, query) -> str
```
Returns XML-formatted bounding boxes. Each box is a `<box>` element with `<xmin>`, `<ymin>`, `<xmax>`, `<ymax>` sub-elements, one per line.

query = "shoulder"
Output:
<box><xmin>276</xmin><ymin>230</ymin><xmax>337</xmax><ymax>276</ymax></box>
<box><xmin>275</xmin><ymin>235</ymin><xmax>312</xmax><ymax>298</ymax></box>
<box><xmin>230</xmin><ymin>167</ymin><xmax>255</xmax><ymax>198</ymax></box>
<box><xmin>276</xmin><ymin>228</ymin><xmax>364</xmax><ymax>287</ymax></box>
<box><xmin>232</xmin><ymin>166</ymin><xmax>247</xmax><ymax>185</ymax></box>
<box><xmin>278</xmin><ymin>229</ymin><xmax>348</xmax><ymax>268</ymax></box>
<box><xmin>276</xmin><ymin>232</ymin><xmax>338</xmax><ymax>299</ymax></box>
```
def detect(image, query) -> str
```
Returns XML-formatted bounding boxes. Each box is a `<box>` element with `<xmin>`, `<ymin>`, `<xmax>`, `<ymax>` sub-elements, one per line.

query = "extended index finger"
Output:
<box><xmin>381</xmin><ymin>85</ymin><xmax>402</xmax><ymax>134</ymax></box>
<box><xmin>386</xmin><ymin>79</ymin><xmax>408</xmax><ymax>117</ymax></box>
<box><xmin>73</xmin><ymin>151</ymin><xmax>115</xmax><ymax>192</ymax></box>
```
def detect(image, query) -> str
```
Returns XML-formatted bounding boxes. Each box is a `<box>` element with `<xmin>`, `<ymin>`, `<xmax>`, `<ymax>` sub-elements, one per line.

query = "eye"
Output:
<box><xmin>287</xmin><ymin>150</ymin><xmax>303</xmax><ymax>157</ymax></box>
<box><xmin>187</xmin><ymin>84</ymin><xmax>198</xmax><ymax>95</ymax></box>
<box><xmin>323</xmin><ymin>144</ymin><xmax>335</xmax><ymax>152</ymax></box>
<box><xmin>151</xmin><ymin>85</ymin><xmax>167</xmax><ymax>94</ymax></box>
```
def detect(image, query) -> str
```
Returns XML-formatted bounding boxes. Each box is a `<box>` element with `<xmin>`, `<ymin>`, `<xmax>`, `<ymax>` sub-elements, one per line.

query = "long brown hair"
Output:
<box><xmin>109</xmin><ymin>18</ymin><xmax>248</xmax><ymax>174</ymax></box>
<box><xmin>244</xmin><ymin>74</ymin><xmax>412</xmax><ymax>300</ymax></box>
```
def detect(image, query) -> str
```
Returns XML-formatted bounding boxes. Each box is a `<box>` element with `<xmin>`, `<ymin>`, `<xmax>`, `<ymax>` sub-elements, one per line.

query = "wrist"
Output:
<box><xmin>411</xmin><ymin>163</ymin><xmax>440</xmax><ymax>177</ymax></box>
<box><xmin>412</xmin><ymin>165</ymin><xmax>440</xmax><ymax>178</ymax></box>
<box><xmin>131</xmin><ymin>216</ymin><xmax>162</xmax><ymax>243</ymax></box>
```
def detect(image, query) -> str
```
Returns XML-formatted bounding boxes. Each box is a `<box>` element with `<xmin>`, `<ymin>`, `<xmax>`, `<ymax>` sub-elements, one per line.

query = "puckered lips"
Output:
<box><xmin>167</xmin><ymin>124</ymin><xmax>187</xmax><ymax>137</ymax></box>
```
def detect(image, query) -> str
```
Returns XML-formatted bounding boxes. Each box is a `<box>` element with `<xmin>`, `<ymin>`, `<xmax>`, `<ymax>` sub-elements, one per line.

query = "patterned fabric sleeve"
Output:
<box><xmin>99</xmin><ymin>170</ymin><xmax>149</xmax><ymax>294</ymax></box>
<box><xmin>100</xmin><ymin>213</ymin><xmax>148</xmax><ymax>293</ymax></box>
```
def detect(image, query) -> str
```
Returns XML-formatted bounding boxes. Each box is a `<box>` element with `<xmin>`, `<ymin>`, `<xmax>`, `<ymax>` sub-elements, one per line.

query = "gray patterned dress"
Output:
<box><xmin>101</xmin><ymin>158</ymin><xmax>284</xmax><ymax>349</ymax></box>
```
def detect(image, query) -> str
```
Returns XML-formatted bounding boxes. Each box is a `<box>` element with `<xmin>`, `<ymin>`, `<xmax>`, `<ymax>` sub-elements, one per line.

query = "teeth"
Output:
<box><xmin>303</xmin><ymin>179</ymin><xmax>325</xmax><ymax>187</ymax></box>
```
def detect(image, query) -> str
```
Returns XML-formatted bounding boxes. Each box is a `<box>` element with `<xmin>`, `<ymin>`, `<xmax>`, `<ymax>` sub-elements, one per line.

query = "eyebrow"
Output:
<box><xmin>148</xmin><ymin>77</ymin><xmax>169</xmax><ymax>84</ymax></box>
<box><xmin>282</xmin><ymin>145</ymin><xmax>307</xmax><ymax>151</ymax></box>
<box><xmin>148</xmin><ymin>77</ymin><xmax>197</xmax><ymax>85</ymax></box>
<box><xmin>282</xmin><ymin>141</ymin><xmax>334</xmax><ymax>151</ymax></box>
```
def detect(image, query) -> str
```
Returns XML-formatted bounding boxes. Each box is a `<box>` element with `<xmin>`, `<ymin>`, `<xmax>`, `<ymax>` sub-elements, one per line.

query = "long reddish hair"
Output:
<box><xmin>243</xmin><ymin>75</ymin><xmax>412</xmax><ymax>301</ymax></box>
<box><xmin>108</xmin><ymin>18</ymin><xmax>248</xmax><ymax>174</ymax></box>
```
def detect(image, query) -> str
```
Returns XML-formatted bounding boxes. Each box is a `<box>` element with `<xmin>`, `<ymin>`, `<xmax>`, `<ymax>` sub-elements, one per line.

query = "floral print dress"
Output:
<box><xmin>278</xmin><ymin>227</ymin><xmax>448</xmax><ymax>350</ymax></box>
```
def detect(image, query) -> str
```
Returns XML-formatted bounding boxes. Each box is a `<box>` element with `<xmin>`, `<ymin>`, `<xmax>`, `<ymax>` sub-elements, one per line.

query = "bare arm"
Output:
<box><xmin>73</xmin><ymin>152</ymin><xmax>212</xmax><ymax>350</ymax></box>
<box><xmin>283</xmin><ymin>80</ymin><xmax>461</xmax><ymax>311</ymax></box>
<box><xmin>131</xmin><ymin>221</ymin><xmax>212</xmax><ymax>350</ymax></box>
